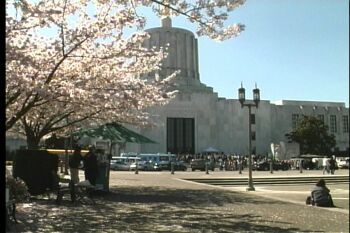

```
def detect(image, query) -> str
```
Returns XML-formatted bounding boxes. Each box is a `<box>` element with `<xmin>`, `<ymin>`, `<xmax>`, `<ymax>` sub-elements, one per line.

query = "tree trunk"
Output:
<box><xmin>26</xmin><ymin>133</ymin><xmax>41</xmax><ymax>150</ymax></box>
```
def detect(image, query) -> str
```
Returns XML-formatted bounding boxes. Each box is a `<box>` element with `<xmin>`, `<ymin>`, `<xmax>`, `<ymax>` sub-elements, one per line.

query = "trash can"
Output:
<box><xmin>95</xmin><ymin>152</ymin><xmax>110</xmax><ymax>192</ymax></box>
<box><xmin>95</xmin><ymin>163</ymin><xmax>108</xmax><ymax>191</ymax></box>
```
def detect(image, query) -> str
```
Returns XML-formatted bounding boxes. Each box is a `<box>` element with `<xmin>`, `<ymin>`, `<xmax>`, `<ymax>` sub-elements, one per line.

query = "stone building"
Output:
<box><xmin>125</xmin><ymin>18</ymin><xmax>349</xmax><ymax>156</ymax></box>
<box><xmin>6</xmin><ymin>18</ymin><xmax>349</xmax><ymax>157</ymax></box>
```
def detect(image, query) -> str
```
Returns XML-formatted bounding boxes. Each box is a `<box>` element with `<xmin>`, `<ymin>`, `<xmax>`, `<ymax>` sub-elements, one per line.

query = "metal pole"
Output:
<box><xmin>70</xmin><ymin>128</ymin><xmax>73</xmax><ymax>150</ymax></box>
<box><xmin>135</xmin><ymin>160</ymin><xmax>139</xmax><ymax>174</ymax></box>
<box><xmin>239</xmin><ymin>156</ymin><xmax>242</xmax><ymax>174</ymax></box>
<box><xmin>171</xmin><ymin>161</ymin><xmax>174</xmax><ymax>174</ymax></box>
<box><xmin>247</xmin><ymin>105</ymin><xmax>255</xmax><ymax>191</ymax></box>
<box><xmin>64</xmin><ymin>137</ymin><xmax>69</xmax><ymax>175</ymax></box>
<box><xmin>64</xmin><ymin>117</ymin><xmax>70</xmax><ymax>175</ymax></box>
<box><xmin>106</xmin><ymin>142</ymin><xmax>113</xmax><ymax>193</ymax></box>
<box><xmin>270</xmin><ymin>152</ymin><xmax>274</xmax><ymax>174</ymax></box>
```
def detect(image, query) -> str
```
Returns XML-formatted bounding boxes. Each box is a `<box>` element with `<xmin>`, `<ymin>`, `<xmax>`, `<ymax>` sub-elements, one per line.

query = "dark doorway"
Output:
<box><xmin>167</xmin><ymin>118</ymin><xmax>195</xmax><ymax>154</ymax></box>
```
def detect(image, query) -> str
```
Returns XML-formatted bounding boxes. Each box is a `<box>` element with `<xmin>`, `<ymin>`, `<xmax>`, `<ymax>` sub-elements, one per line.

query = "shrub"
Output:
<box><xmin>6</xmin><ymin>168</ymin><xmax>30</xmax><ymax>203</ymax></box>
<box><xmin>13</xmin><ymin>149</ymin><xmax>59</xmax><ymax>195</ymax></box>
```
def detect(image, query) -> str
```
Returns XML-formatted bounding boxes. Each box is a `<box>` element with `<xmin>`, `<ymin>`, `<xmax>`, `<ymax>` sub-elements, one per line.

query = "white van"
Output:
<box><xmin>336</xmin><ymin>157</ymin><xmax>349</xmax><ymax>169</ymax></box>
<box><xmin>110</xmin><ymin>156</ymin><xmax>140</xmax><ymax>171</ymax></box>
<box><xmin>139</xmin><ymin>153</ymin><xmax>176</xmax><ymax>170</ymax></box>
<box><xmin>121</xmin><ymin>153</ymin><xmax>176</xmax><ymax>170</ymax></box>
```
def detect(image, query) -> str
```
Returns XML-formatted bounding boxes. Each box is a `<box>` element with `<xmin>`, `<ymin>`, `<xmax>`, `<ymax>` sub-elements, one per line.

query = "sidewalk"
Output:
<box><xmin>8</xmin><ymin>169</ymin><xmax>349</xmax><ymax>232</ymax></box>
<box><xmin>176</xmin><ymin>169</ymin><xmax>350</xmax><ymax>209</ymax></box>
<box><xmin>109</xmin><ymin>169</ymin><xmax>349</xmax><ymax>211</ymax></box>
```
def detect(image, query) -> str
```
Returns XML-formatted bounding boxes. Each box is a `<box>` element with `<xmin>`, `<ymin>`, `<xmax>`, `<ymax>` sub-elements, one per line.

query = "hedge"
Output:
<box><xmin>13</xmin><ymin>150</ymin><xmax>59</xmax><ymax>195</ymax></box>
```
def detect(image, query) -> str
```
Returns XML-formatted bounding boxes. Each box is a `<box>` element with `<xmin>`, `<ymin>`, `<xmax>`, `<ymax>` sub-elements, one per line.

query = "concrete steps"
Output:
<box><xmin>183</xmin><ymin>175</ymin><xmax>349</xmax><ymax>186</ymax></box>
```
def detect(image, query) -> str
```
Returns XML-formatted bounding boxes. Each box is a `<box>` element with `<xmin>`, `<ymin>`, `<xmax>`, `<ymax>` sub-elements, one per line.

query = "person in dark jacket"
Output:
<box><xmin>69</xmin><ymin>146</ymin><xmax>82</xmax><ymax>184</ymax></box>
<box><xmin>83</xmin><ymin>145</ymin><xmax>99</xmax><ymax>186</ymax></box>
<box><xmin>329</xmin><ymin>157</ymin><xmax>336</xmax><ymax>175</ymax></box>
<box><xmin>311</xmin><ymin>179</ymin><xmax>335</xmax><ymax>207</ymax></box>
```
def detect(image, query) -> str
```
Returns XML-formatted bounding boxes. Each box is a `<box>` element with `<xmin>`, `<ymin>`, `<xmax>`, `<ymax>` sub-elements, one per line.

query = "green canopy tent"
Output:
<box><xmin>70</xmin><ymin>122</ymin><xmax>156</xmax><ymax>191</ymax></box>
<box><xmin>71</xmin><ymin>122</ymin><xmax>156</xmax><ymax>144</ymax></box>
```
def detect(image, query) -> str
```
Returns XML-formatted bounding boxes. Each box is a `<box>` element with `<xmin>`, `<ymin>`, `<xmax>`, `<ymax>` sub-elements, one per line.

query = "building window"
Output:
<box><xmin>250</xmin><ymin>114</ymin><xmax>255</xmax><ymax>125</ymax></box>
<box><xmin>252</xmin><ymin>147</ymin><xmax>256</xmax><ymax>155</ymax></box>
<box><xmin>292</xmin><ymin>114</ymin><xmax>299</xmax><ymax>129</ymax></box>
<box><xmin>342</xmin><ymin>115</ymin><xmax>349</xmax><ymax>133</ymax></box>
<box><xmin>330</xmin><ymin>115</ymin><xmax>337</xmax><ymax>133</ymax></box>
<box><xmin>317</xmin><ymin>114</ymin><xmax>324</xmax><ymax>124</ymax></box>
<box><xmin>167</xmin><ymin>118</ymin><xmax>195</xmax><ymax>154</ymax></box>
<box><xmin>251</xmin><ymin>131</ymin><xmax>256</xmax><ymax>141</ymax></box>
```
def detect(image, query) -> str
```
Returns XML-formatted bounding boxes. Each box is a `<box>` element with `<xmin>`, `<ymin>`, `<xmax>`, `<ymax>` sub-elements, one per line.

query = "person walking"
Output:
<box><xmin>83</xmin><ymin>145</ymin><xmax>99</xmax><ymax>186</ymax></box>
<box><xmin>69</xmin><ymin>146</ymin><xmax>82</xmax><ymax>184</ymax></box>
<box><xmin>329</xmin><ymin>156</ymin><xmax>336</xmax><ymax>175</ymax></box>
<box><xmin>322</xmin><ymin>157</ymin><xmax>329</xmax><ymax>175</ymax></box>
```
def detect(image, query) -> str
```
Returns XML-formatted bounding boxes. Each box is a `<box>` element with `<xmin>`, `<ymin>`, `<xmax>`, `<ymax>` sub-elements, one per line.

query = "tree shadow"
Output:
<box><xmin>102</xmin><ymin>186</ymin><xmax>287</xmax><ymax>207</ymax></box>
<box><xmin>9</xmin><ymin>186</ymin><xmax>347</xmax><ymax>232</ymax></box>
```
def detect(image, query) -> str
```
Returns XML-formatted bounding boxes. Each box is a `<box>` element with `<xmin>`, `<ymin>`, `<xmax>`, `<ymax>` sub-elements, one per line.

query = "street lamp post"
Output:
<box><xmin>269</xmin><ymin>152</ymin><xmax>274</xmax><ymax>174</ymax></box>
<box><xmin>64</xmin><ymin>136</ymin><xmax>69</xmax><ymax>175</ymax></box>
<box><xmin>238</xmin><ymin>155</ymin><xmax>242</xmax><ymax>174</ymax></box>
<box><xmin>64</xmin><ymin>117</ymin><xmax>70</xmax><ymax>175</ymax></box>
<box><xmin>238</xmin><ymin>83</ymin><xmax>260</xmax><ymax>191</ymax></box>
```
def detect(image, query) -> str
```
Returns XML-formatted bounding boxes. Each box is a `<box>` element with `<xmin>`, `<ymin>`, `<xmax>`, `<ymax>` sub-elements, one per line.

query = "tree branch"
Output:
<box><xmin>149</xmin><ymin>0</ymin><xmax>208</xmax><ymax>27</ymax></box>
<box><xmin>60</xmin><ymin>0</ymin><xmax>68</xmax><ymax>56</ymax></box>
<box><xmin>45</xmin><ymin>36</ymin><xmax>90</xmax><ymax>85</ymax></box>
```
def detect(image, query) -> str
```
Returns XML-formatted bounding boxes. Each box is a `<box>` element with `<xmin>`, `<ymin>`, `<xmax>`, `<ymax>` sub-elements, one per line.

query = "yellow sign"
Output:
<box><xmin>45</xmin><ymin>149</ymin><xmax>89</xmax><ymax>156</ymax></box>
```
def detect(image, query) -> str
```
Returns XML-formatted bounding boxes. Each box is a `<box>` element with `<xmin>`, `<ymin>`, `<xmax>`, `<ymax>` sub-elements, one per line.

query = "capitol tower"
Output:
<box><xmin>143</xmin><ymin>17</ymin><xmax>213</xmax><ymax>93</ymax></box>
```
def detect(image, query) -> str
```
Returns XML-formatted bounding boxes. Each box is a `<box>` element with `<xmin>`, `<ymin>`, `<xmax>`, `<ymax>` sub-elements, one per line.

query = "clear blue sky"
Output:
<box><xmin>9</xmin><ymin>1</ymin><xmax>348</xmax><ymax>107</ymax></box>
<box><xmin>142</xmin><ymin>0</ymin><xmax>349</xmax><ymax>107</ymax></box>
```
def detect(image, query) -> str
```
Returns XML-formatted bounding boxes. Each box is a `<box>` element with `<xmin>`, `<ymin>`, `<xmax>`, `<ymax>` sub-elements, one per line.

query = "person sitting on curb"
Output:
<box><xmin>306</xmin><ymin>179</ymin><xmax>335</xmax><ymax>207</ymax></box>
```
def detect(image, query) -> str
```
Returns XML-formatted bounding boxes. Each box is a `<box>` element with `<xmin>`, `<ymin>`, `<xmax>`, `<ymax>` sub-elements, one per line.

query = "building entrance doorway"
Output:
<box><xmin>167</xmin><ymin>118</ymin><xmax>195</xmax><ymax>154</ymax></box>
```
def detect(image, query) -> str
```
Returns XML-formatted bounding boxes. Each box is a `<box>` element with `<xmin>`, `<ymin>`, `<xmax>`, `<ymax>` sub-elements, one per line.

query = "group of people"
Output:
<box><xmin>69</xmin><ymin>145</ymin><xmax>99</xmax><ymax>186</ymax></box>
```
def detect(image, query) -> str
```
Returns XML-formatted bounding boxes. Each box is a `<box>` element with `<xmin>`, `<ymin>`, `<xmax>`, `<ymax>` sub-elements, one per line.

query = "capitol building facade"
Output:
<box><xmin>126</xmin><ymin>18</ymin><xmax>349</xmax><ymax>157</ymax></box>
<box><xmin>6</xmin><ymin>19</ymin><xmax>349</xmax><ymax>158</ymax></box>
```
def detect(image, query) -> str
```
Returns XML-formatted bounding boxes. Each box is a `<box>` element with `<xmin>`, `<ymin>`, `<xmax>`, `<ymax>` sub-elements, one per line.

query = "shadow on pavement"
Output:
<box><xmin>8</xmin><ymin>186</ymin><xmax>343</xmax><ymax>232</ymax></box>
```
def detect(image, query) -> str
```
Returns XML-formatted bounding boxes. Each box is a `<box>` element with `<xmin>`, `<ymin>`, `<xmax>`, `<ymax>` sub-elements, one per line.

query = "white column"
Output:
<box><xmin>176</xmin><ymin>32</ymin><xmax>182</xmax><ymax>75</ymax></box>
<box><xmin>186</xmin><ymin>34</ymin><xmax>193</xmax><ymax>78</ymax></box>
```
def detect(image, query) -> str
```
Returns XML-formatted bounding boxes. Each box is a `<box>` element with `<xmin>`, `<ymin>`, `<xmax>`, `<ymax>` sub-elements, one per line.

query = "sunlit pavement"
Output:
<box><xmin>107</xmin><ymin>169</ymin><xmax>349</xmax><ymax>213</ymax></box>
<box><xmin>8</xmin><ymin>167</ymin><xmax>349</xmax><ymax>232</ymax></box>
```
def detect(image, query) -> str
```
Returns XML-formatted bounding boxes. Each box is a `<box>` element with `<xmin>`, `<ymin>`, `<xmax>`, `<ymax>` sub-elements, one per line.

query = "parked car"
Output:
<box><xmin>154</xmin><ymin>160</ymin><xmax>171</xmax><ymax>171</ymax></box>
<box><xmin>130</xmin><ymin>161</ymin><xmax>156</xmax><ymax>171</ymax></box>
<box><xmin>190</xmin><ymin>159</ymin><xmax>215</xmax><ymax>171</ymax></box>
<box><xmin>154</xmin><ymin>161</ymin><xmax>188</xmax><ymax>171</ymax></box>
<box><xmin>110</xmin><ymin>161</ymin><xmax>130</xmax><ymax>171</ymax></box>
<box><xmin>172</xmin><ymin>161</ymin><xmax>188</xmax><ymax>171</ymax></box>
<box><xmin>254</xmin><ymin>161</ymin><xmax>281</xmax><ymax>171</ymax></box>
<box><xmin>338</xmin><ymin>158</ymin><xmax>349</xmax><ymax>169</ymax></box>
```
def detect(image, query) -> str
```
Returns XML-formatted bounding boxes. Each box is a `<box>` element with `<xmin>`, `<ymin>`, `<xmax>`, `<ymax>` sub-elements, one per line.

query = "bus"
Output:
<box><xmin>111</xmin><ymin>156</ymin><xmax>140</xmax><ymax>164</ymax></box>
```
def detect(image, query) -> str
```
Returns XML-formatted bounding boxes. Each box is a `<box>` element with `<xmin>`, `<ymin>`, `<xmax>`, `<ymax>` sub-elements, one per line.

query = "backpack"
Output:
<box><xmin>305</xmin><ymin>196</ymin><xmax>312</xmax><ymax>205</ymax></box>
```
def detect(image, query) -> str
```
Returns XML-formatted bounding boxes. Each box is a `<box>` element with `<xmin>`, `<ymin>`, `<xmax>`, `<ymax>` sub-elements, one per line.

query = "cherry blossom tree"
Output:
<box><xmin>6</xmin><ymin>0</ymin><xmax>246</xmax><ymax>148</ymax></box>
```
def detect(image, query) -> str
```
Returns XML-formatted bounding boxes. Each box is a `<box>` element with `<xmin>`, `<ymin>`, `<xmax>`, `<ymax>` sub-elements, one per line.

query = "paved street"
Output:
<box><xmin>8</xmin><ymin>168</ymin><xmax>349</xmax><ymax>232</ymax></box>
<box><xmin>108</xmin><ymin>169</ymin><xmax>349</xmax><ymax>212</ymax></box>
